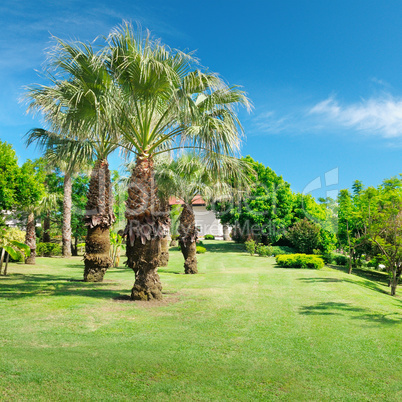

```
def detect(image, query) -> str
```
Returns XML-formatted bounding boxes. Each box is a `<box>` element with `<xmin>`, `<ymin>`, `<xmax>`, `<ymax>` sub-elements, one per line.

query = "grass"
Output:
<box><xmin>0</xmin><ymin>241</ymin><xmax>401</xmax><ymax>401</ymax></box>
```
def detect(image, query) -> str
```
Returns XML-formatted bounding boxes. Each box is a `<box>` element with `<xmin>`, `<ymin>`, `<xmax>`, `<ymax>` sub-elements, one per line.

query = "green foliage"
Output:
<box><xmin>271</xmin><ymin>245</ymin><xmax>296</xmax><ymax>256</ymax></box>
<box><xmin>333</xmin><ymin>253</ymin><xmax>348</xmax><ymax>266</ymax></box>
<box><xmin>204</xmin><ymin>234</ymin><xmax>215</xmax><ymax>240</ymax></box>
<box><xmin>196</xmin><ymin>246</ymin><xmax>206</xmax><ymax>254</ymax></box>
<box><xmin>256</xmin><ymin>244</ymin><xmax>273</xmax><ymax>257</ymax></box>
<box><xmin>286</xmin><ymin>218</ymin><xmax>321</xmax><ymax>254</ymax></box>
<box><xmin>276</xmin><ymin>254</ymin><xmax>324</xmax><ymax>269</ymax></box>
<box><xmin>0</xmin><ymin>141</ymin><xmax>20</xmax><ymax>210</ymax></box>
<box><xmin>36</xmin><ymin>243</ymin><xmax>62</xmax><ymax>257</ymax></box>
<box><xmin>0</xmin><ymin>227</ymin><xmax>30</xmax><ymax>263</ymax></box>
<box><xmin>244</xmin><ymin>239</ymin><xmax>256</xmax><ymax>255</ymax></box>
<box><xmin>215</xmin><ymin>156</ymin><xmax>295</xmax><ymax>244</ymax></box>
<box><xmin>170</xmin><ymin>204</ymin><xmax>183</xmax><ymax>238</ymax></box>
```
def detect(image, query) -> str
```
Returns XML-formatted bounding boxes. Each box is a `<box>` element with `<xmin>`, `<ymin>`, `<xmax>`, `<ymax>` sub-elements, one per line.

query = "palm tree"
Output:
<box><xmin>25</xmin><ymin>39</ymin><xmax>120</xmax><ymax>281</ymax></box>
<box><xmin>155</xmin><ymin>154</ymin><xmax>251</xmax><ymax>274</ymax></box>
<box><xmin>106</xmin><ymin>23</ymin><xmax>250</xmax><ymax>300</ymax></box>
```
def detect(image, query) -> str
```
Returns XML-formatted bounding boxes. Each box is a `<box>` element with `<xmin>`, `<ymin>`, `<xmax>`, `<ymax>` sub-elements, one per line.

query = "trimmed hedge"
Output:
<box><xmin>196</xmin><ymin>246</ymin><xmax>206</xmax><ymax>254</ymax></box>
<box><xmin>36</xmin><ymin>242</ymin><xmax>62</xmax><ymax>257</ymax></box>
<box><xmin>204</xmin><ymin>234</ymin><xmax>215</xmax><ymax>240</ymax></box>
<box><xmin>276</xmin><ymin>254</ymin><xmax>324</xmax><ymax>269</ymax></box>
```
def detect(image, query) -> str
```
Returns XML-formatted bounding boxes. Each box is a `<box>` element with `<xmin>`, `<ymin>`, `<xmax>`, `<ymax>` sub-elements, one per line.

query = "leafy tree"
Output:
<box><xmin>360</xmin><ymin>177</ymin><xmax>402</xmax><ymax>296</ymax></box>
<box><xmin>0</xmin><ymin>141</ymin><xmax>21</xmax><ymax>211</ymax></box>
<box><xmin>337</xmin><ymin>189</ymin><xmax>365</xmax><ymax>274</ymax></box>
<box><xmin>214</xmin><ymin>156</ymin><xmax>294</xmax><ymax>244</ymax></box>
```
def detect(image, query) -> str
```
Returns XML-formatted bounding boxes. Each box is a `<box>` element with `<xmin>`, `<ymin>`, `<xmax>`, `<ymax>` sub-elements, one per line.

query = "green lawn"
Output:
<box><xmin>0</xmin><ymin>241</ymin><xmax>401</xmax><ymax>401</ymax></box>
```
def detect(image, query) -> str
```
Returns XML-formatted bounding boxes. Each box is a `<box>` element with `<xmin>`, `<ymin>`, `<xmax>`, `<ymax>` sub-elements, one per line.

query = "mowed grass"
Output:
<box><xmin>0</xmin><ymin>241</ymin><xmax>401</xmax><ymax>401</ymax></box>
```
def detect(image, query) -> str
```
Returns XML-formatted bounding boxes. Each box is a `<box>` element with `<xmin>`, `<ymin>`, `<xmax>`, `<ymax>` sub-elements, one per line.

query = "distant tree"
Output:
<box><xmin>360</xmin><ymin>176</ymin><xmax>402</xmax><ymax>296</ymax></box>
<box><xmin>214</xmin><ymin>156</ymin><xmax>294</xmax><ymax>244</ymax></box>
<box><xmin>17</xmin><ymin>160</ymin><xmax>46</xmax><ymax>264</ymax></box>
<box><xmin>0</xmin><ymin>141</ymin><xmax>21</xmax><ymax>211</ymax></box>
<box><xmin>337</xmin><ymin>189</ymin><xmax>365</xmax><ymax>274</ymax></box>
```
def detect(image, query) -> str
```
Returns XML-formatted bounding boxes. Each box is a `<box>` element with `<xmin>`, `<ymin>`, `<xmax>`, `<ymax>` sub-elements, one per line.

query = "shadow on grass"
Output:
<box><xmin>329</xmin><ymin>264</ymin><xmax>389</xmax><ymax>285</ymax></box>
<box><xmin>300</xmin><ymin>302</ymin><xmax>402</xmax><ymax>326</ymax></box>
<box><xmin>0</xmin><ymin>273</ymin><xmax>129</xmax><ymax>300</ymax></box>
<box><xmin>203</xmin><ymin>241</ymin><xmax>245</xmax><ymax>254</ymax></box>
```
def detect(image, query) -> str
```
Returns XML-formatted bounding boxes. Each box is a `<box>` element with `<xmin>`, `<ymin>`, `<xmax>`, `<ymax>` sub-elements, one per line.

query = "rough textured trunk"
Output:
<box><xmin>179</xmin><ymin>203</ymin><xmax>198</xmax><ymax>274</ymax></box>
<box><xmin>42</xmin><ymin>213</ymin><xmax>51</xmax><ymax>243</ymax></box>
<box><xmin>125</xmin><ymin>156</ymin><xmax>168</xmax><ymax>300</ymax></box>
<box><xmin>158</xmin><ymin>198</ymin><xmax>171</xmax><ymax>267</ymax></box>
<box><xmin>84</xmin><ymin>159</ymin><xmax>115</xmax><ymax>282</ymax></box>
<box><xmin>25</xmin><ymin>211</ymin><xmax>36</xmax><ymax>264</ymax></box>
<box><xmin>62</xmin><ymin>173</ymin><xmax>72</xmax><ymax>257</ymax></box>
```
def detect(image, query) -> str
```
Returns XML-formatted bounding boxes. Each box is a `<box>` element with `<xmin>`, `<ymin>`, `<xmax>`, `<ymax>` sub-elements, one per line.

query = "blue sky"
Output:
<box><xmin>1</xmin><ymin>0</ymin><xmax>401</xmax><ymax>199</ymax></box>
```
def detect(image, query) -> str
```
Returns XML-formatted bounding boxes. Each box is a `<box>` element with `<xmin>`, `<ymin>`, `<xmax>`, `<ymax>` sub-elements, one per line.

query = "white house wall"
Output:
<box><xmin>193</xmin><ymin>206</ymin><xmax>224</xmax><ymax>238</ymax></box>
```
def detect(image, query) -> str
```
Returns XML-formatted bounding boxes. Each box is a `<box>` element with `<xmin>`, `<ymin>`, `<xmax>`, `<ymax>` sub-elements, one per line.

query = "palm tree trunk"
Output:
<box><xmin>125</xmin><ymin>156</ymin><xmax>168</xmax><ymax>300</ymax></box>
<box><xmin>179</xmin><ymin>203</ymin><xmax>198</xmax><ymax>274</ymax></box>
<box><xmin>159</xmin><ymin>198</ymin><xmax>171</xmax><ymax>267</ymax></box>
<box><xmin>42</xmin><ymin>213</ymin><xmax>51</xmax><ymax>243</ymax></box>
<box><xmin>84</xmin><ymin>159</ymin><xmax>115</xmax><ymax>282</ymax></box>
<box><xmin>3</xmin><ymin>253</ymin><xmax>10</xmax><ymax>276</ymax></box>
<box><xmin>62</xmin><ymin>173</ymin><xmax>72</xmax><ymax>257</ymax></box>
<box><xmin>25</xmin><ymin>211</ymin><xmax>36</xmax><ymax>264</ymax></box>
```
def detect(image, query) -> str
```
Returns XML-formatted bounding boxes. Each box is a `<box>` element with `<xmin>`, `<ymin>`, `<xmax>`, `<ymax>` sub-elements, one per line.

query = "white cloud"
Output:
<box><xmin>309</xmin><ymin>95</ymin><xmax>402</xmax><ymax>138</ymax></box>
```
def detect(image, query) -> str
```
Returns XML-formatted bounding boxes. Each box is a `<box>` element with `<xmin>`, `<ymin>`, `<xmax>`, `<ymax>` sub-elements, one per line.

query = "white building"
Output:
<box><xmin>169</xmin><ymin>196</ymin><xmax>229</xmax><ymax>239</ymax></box>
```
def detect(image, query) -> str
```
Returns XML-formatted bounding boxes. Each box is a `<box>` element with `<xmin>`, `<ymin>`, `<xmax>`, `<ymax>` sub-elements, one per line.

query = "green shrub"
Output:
<box><xmin>271</xmin><ymin>246</ymin><xmax>295</xmax><ymax>256</ymax></box>
<box><xmin>333</xmin><ymin>253</ymin><xmax>348</xmax><ymax>266</ymax></box>
<box><xmin>276</xmin><ymin>254</ymin><xmax>324</xmax><ymax>269</ymax></box>
<box><xmin>204</xmin><ymin>234</ymin><xmax>215</xmax><ymax>240</ymax></box>
<box><xmin>197</xmin><ymin>241</ymin><xmax>204</xmax><ymax>247</ymax></box>
<box><xmin>196</xmin><ymin>246</ymin><xmax>206</xmax><ymax>254</ymax></box>
<box><xmin>36</xmin><ymin>242</ymin><xmax>62</xmax><ymax>257</ymax></box>
<box><xmin>245</xmin><ymin>239</ymin><xmax>256</xmax><ymax>255</ymax></box>
<box><xmin>256</xmin><ymin>243</ymin><xmax>273</xmax><ymax>257</ymax></box>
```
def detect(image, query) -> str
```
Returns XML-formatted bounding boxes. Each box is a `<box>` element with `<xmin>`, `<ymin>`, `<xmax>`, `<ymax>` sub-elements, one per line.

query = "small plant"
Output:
<box><xmin>276</xmin><ymin>254</ymin><xmax>324</xmax><ymax>269</ymax></box>
<box><xmin>256</xmin><ymin>243</ymin><xmax>273</xmax><ymax>257</ymax></box>
<box><xmin>36</xmin><ymin>242</ymin><xmax>62</xmax><ymax>257</ymax></box>
<box><xmin>196</xmin><ymin>246</ymin><xmax>206</xmax><ymax>254</ymax></box>
<box><xmin>333</xmin><ymin>253</ymin><xmax>348</xmax><ymax>266</ymax></box>
<box><xmin>204</xmin><ymin>234</ymin><xmax>215</xmax><ymax>240</ymax></box>
<box><xmin>245</xmin><ymin>239</ymin><xmax>256</xmax><ymax>255</ymax></box>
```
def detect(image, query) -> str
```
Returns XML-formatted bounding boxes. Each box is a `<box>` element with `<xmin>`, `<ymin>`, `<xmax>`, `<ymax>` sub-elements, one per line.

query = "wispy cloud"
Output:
<box><xmin>253</xmin><ymin>92</ymin><xmax>402</xmax><ymax>145</ymax></box>
<box><xmin>309</xmin><ymin>95</ymin><xmax>402</xmax><ymax>138</ymax></box>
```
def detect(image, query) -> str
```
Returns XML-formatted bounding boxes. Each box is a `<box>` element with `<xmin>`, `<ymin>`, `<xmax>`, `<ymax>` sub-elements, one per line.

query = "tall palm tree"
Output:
<box><xmin>25</xmin><ymin>40</ymin><xmax>119</xmax><ymax>281</ymax></box>
<box><xmin>155</xmin><ymin>154</ymin><xmax>251</xmax><ymax>274</ymax></box>
<box><xmin>106</xmin><ymin>23</ymin><xmax>250</xmax><ymax>300</ymax></box>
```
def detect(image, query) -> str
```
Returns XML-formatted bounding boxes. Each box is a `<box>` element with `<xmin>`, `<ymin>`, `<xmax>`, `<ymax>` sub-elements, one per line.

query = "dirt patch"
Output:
<box><xmin>113</xmin><ymin>293</ymin><xmax>181</xmax><ymax>307</ymax></box>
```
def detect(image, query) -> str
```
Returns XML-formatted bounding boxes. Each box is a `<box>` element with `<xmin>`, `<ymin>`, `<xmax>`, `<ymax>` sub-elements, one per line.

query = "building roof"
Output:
<box><xmin>168</xmin><ymin>195</ymin><xmax>206</xmax><ymax>206</ymax></box>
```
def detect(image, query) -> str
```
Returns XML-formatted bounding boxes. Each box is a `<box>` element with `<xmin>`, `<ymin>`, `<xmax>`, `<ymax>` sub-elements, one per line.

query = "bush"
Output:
<box><xmin>245</xmin><ymin>239</ymin><xmax>256</xmax><ymax>255</ymax></box>
<box><xmin>256</xmin><ymin>243</ymin><xmax>273</xmax><ymax>257</ymax></box>
<box><xmin>196</xmin><ymin>246</ymin><xmax>206</xmax><ymax>254</ymax></box>
<box><xmin>333</xmin><ymin>253</ymin><xmax>348</xmax><ymax>266</ymax></box>
<box><xmin>276</xmin><ymin>254</ymin><xmax>324</xmax><ymax>269</ymax></box>
<box><xmin>197</xmin><ymin>240</ymin><xmax>204</xmax><ymax>247</ymax></box>
<box><xmin>204</xmin><ymin>234</ymin><xmax>215</xmax><ymax>240</ymax></box>
<box><xmin>271</xmin><ymin>246</ymin><xmax>295</xmax><ymax>256</ymax></box>
<box><xmin>36</xmin><ymin>242</ymin><xmax>62</xmax><ymax>257</ymax></box>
